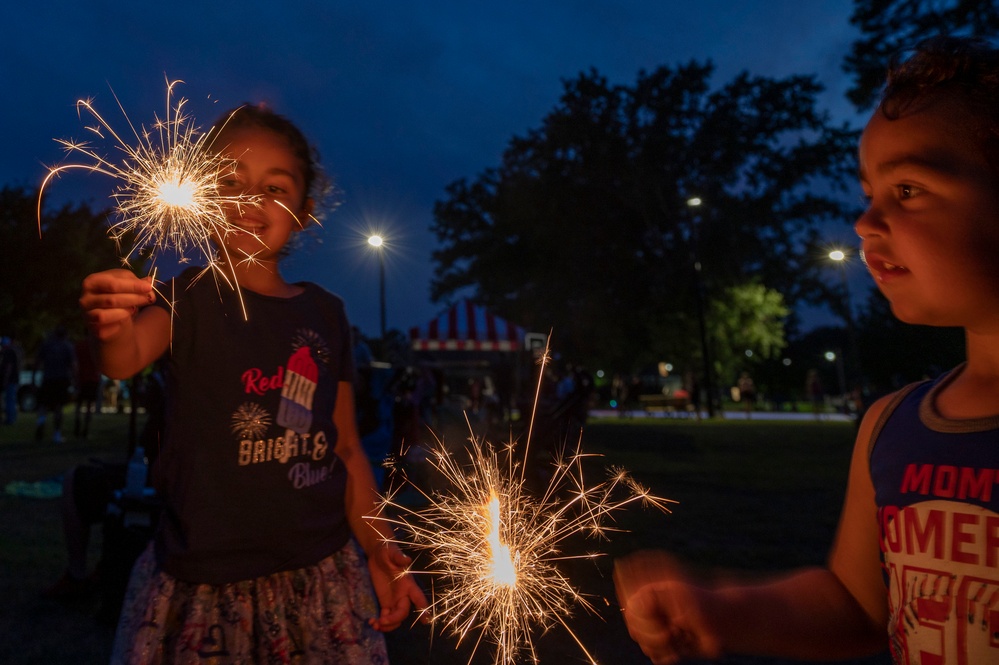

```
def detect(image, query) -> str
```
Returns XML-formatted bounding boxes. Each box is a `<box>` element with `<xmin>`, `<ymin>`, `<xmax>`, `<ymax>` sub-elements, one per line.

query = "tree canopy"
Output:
<box><xmin>843</xmin><ymin>0</ymin><xmax>999</xmax><ymax>111</ymax></box>
<box><xmin>430</xmin><ymin>63</ymin><xmax>857</xmax><ymax>372</ymax></box>
<box><xmin>1</xmin><ymin>187</ymin><xmax>124</xmax><ymax>354</ymax></box>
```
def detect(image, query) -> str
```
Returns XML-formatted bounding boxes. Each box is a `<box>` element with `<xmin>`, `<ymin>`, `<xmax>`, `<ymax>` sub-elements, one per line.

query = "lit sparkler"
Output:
<box><xmin>371</xmin><ymin>346</ymin><xmax>674</xmax><ymax>665</ymax></box>
<box><xmin>37</xmin><ymin>78</ymin><xmax>260</xmax><ymax>295</ymax></box>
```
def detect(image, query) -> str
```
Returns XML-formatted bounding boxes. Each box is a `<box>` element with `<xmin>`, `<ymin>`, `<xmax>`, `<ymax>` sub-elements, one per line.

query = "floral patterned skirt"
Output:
<box><xmin>111</xmin><ymin>540</ymin><xmax>388</xmax><ymax>664</ymax></box>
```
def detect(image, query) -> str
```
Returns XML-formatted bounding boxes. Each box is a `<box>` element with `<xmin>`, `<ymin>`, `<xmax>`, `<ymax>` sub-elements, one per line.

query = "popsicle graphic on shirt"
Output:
<box><xmin>277</xmin><ymin>345</ymin><xmax>318</xmax><ymax>445</ymax></box>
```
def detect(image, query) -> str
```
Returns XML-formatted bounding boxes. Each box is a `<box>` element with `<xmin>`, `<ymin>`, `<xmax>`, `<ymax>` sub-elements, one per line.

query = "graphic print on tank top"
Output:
<box><xmin>873</xmin><ymin>375</ymin><xmax>999</xmax><ymax>665</ymax></box>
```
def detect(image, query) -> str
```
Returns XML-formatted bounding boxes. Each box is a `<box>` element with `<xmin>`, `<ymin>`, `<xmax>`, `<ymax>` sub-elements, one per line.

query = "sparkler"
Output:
<box><xmin>372</xmin><ymin>346</ymin><xmax>674</xmax><ymax>665</ymax></box>
<box><xmin>37</xmin><ymin>78</ymin><xmax>262</xmax><ymax>307</ymax></box>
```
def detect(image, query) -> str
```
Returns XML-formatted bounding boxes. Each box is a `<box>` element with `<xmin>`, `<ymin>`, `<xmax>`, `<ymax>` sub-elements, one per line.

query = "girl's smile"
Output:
<box><xmin>213</xmin><ymin>125</ymin><xmax>312</xmax><ymax>267</ymax></box>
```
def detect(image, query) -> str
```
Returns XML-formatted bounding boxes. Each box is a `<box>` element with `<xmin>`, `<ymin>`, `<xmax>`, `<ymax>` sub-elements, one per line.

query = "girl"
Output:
<box><xmin>81</xmin><ymin>104</ymin><xmax>426</xmax><ymax>663</ymax></box>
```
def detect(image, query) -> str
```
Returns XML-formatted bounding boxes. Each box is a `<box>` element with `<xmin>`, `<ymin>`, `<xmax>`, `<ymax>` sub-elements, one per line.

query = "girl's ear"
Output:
<box><xmin>296</xmin><ymin>197</ymin><xmax>315</xmax><ymax>231</ymax></box>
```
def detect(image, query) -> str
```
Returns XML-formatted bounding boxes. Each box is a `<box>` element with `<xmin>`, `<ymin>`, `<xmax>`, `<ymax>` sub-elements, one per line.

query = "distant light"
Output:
<box><xmin>664</xmin><ymin>363</ymin><xmax>673</xmax><ymax>372</ymax></box>
<box><xmin>782</xmin><ymin>358</ymin><xmax>792</xmax><ymax>366</ymax></box>
<box><xmin>744</xmin><ymin>349</ymin><xmax>753</xmax><ymax>358</ymax></box>
<box><xmin>609</xmin><ymin>399</ymin><xmax>618</xmax><ymax>408</ymax></box>
<box><xmin>368</xmin><ymin>235</ymin><xmax>384</xmax><ymax>248</ymax></box>
<box><xmin>824</xmin><ymin>351</ymin><xmax>836</xmax><ymax>362</ymax></box>
<box><xmin>596</xmin><ymin>369</ymin><xmax>605</xmax><ymax>379</ymax></box>
<box><xmin>829</xmin><ymin>249</ymin><xmax>846</xmax><ymax>262</ymax></box>
<box><xmin>686</xmin><ymin>197</ymin><xmax>702</xmax><ymax>207</ymax></box>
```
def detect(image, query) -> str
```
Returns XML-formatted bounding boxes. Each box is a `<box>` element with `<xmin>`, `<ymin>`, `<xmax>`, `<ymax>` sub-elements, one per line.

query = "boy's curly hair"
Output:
<box><xmin>881</xmin><ymin>36</ymin><xmax>999</xmax><ymax>173</ymax></box>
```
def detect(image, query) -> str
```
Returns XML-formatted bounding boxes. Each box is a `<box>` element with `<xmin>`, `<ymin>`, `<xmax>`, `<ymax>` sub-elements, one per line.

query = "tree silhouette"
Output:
<box><xmin>843</xmin><ymin>0</ymin><xmax>999</xmax><ymax>111</ymax></box>
<box><xmin>431</xmin><ymin>63</ymin><xmax>856</xmax><ymax>371</ymax></box>
<box><xmin>1</xmin><ymin>186</ymin><xmax>124</xmax><ymax>353</ymax></box>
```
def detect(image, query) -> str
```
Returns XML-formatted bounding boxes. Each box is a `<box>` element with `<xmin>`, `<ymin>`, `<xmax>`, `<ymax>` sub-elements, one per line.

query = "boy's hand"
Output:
<box><xmin>79</xmin><ymin>269</ymin><xmax>156</xmax><ymax>341</ymax></box>
<box><xmin>615</xmin><ymin>551</ymin><xmax>723</xmax><ymax>664</ymax></box>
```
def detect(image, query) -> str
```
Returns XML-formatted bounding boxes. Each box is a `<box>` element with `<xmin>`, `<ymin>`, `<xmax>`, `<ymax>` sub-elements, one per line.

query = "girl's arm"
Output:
<box><xmin>79</xmin><ymin>269</ymin><xmax>171</xmax><ymax>379</ymax></box>
<box><xmin>333</xmin><ymin>380</ymin><xmax>428</xmax><ymax>631</ymax></box>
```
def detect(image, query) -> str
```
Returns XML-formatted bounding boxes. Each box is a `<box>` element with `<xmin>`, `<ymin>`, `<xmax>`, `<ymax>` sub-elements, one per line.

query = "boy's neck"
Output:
<box><xmin>934</xmin><ymin>330</ymin><xmax>999</xmax><ymax>419</ymax></box>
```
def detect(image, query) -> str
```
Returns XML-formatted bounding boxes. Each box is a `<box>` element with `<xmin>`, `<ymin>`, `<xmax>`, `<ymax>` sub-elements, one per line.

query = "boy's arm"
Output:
<box><xmin>80</xmin><ymin>269</ymin><xmax>170</xmax><ymax>379</ymax></box>
<box><xmin>616</xmin><ymin>401</ymin><xmax>891</xmax><ymax>661</ymax></box>
<box><xmin>827</xmin><ymin>393</ymin><xmax>893</xmax><ymax>628</ymax></box>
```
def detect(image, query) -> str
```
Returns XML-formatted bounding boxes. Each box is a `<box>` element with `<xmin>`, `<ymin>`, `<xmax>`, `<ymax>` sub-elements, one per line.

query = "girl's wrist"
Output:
<box><xmin>358</xmin><ymin>525</ymin><xmax>393</xmax><ymax>557</ymax></box>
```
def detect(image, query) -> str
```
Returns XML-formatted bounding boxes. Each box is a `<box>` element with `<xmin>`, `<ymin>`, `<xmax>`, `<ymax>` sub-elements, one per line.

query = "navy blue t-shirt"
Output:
<box><xmin>152</xmin><ymin>268</ymin><xmax>355</xmax><ymax>584</ymax></box>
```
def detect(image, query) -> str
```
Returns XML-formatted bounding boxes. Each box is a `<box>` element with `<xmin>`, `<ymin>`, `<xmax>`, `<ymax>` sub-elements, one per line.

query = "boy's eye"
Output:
<box><xmin>898</xmin><ymin>184</ymin><xmax>921</xmax><ymax>199</ymax></box>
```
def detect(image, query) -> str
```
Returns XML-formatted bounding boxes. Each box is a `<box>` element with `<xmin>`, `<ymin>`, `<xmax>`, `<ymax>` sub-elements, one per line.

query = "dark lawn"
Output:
<box><xmin>0</xmin><ymin>411</ymin><xmax>889</xmax><ymax>664</ymax></box>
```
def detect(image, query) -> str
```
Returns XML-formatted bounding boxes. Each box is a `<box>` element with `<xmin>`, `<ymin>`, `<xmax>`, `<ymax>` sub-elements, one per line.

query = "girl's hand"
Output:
<box><xmin>79</xmin><ymin>269</ymin><xmax>155</xmax><ymax>341</ymax></box>
<box><xmin>366</xmin><ymin>543</ymin><xmax>429</xmax><ymax>632</ymax></box>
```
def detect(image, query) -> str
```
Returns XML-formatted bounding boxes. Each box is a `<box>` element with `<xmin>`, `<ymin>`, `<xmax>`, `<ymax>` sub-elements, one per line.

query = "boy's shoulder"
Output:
<box><xmin>864</xmin><ymin>369</ymin><xmax>962</xmax><ymax>459</ymax></box>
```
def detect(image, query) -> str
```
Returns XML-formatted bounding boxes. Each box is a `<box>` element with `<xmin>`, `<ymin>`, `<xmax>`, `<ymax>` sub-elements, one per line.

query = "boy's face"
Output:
<box><xmin>214</xmin><ymin>125</ymin><xmax>312</xmax><ymax>264</ymax></box>
<box><xmin>856</xmin><ymin>94</ymin><xmax>999</xmax><ymax>331</ymax></box>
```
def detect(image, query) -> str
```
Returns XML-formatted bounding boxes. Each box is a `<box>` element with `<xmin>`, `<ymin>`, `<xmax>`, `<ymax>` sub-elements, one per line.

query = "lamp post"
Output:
<box><xmin>828</xmin><ymin>248</ymin><xmax>859</xmax><ymax>392</ymax></box>
<box><xmin>688</xmin><ymin>196</ymin><xmax>715</xmax><ymax>418</ymax></box>
<box><xmin>368</xmin><ymin>235</ymin><xmax>386</xmax><ymax>340</ymax></box>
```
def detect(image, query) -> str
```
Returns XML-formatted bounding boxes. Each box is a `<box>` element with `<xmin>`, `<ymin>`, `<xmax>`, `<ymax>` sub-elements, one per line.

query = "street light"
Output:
<box><xmin>687</xmin><ymin>196</ymin><xmax>715</xmax><ymax>417</ymax></box>
<box><xmin>368</xmin><ymin>234</ymin><xmax>386</xmax><ymax>340</ymax></box>
<box><xmin>828</xmin><ymin>247</ymin><xmax>859</xmax><ymax>390</ymax></box>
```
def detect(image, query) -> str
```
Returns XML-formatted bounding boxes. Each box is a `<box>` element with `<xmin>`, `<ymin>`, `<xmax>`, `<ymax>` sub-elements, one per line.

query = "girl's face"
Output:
<box><xmin>856</xmin><ymin>95</ymin><xmax>999</xmax><ymax>332</ymax></box>
<box><xmin>215</xmin><ymin>125</ymin><xmax>312</xmax><ymax>265</ymax></box>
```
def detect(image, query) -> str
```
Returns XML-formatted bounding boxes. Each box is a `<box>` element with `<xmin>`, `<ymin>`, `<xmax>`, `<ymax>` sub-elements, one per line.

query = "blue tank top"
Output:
<box><xmin>870</xmin><ymin>368</ymin><xmax>999</xmax><ymax>663</ymax></box>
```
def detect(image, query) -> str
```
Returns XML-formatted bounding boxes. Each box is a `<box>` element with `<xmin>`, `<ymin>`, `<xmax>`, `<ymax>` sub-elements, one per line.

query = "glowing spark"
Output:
<box><xmin>156</xmin><ymin>179</ymin><xmax>197</xmax><ymax>207</ymax></box>
<box><xmin>37</xmin><ymin>78</ymin><xmax>259</xmax><ymax>308</ymax></box>
<box><xmin>371</xmin><ymin>342</ymin><xmax>675</xmax><ymax>665</ymax></box>
<box><xmin>484</xmin><ymin>490</ymin><xmax>517</xmax><ymax>588</ymax></box>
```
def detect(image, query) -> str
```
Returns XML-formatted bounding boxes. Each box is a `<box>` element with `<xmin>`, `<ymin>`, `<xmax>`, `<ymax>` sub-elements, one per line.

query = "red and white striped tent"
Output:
<box><xmin>410</xmin><ymin>300</ymin><xmax>526</xmax><ymax>352</ymax></box>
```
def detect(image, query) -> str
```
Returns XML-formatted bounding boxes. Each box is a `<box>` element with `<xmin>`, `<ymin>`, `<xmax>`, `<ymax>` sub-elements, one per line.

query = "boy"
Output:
<box><xmin>615</xmin><ymin>36</ymin><xmax>999</xmax><ymax>664</ymax></box>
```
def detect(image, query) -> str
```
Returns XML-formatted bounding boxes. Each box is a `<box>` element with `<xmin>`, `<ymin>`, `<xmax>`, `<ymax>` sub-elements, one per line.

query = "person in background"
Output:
<box><xmin>74</xmin><ymin>331</ymin><xmax>102</xmax><ymax>438</ymax></box>
<box><xmin>0</xmin><ymin>336</ymin><xmax>20</xmax><ymax>425</ymax></box>
<box><xmin>43</xmin><ymin>358</ymin><xmax>167</xmax><ymax>604</ymax></box>
<box><xmin>35</xmin><ymin>326</ymin><xmax>76</xmax><ymax>443</ymax></box>
<box><xmin>736</xmin><ymin>371</ymin><xmax>756</xmax><ymax>418</ymax></box>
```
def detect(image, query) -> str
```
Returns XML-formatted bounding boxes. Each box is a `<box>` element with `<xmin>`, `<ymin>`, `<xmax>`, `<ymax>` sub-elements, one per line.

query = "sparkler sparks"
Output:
<box><xmin>371</xmin><ymin>349</ymin><xmax>674</xmax><ymax>665</ymax></box>
<box><xmin>37</xmin><ymin>78</ymin><xmax>259</xmax><ymax>289</ymax></box>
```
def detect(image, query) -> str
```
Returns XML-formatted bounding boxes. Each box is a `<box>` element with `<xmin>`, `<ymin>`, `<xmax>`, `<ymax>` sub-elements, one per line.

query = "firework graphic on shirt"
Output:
<box><xmin>292</xmin><ymin>328</ymin><xmax>331</xmax><ymax>369</ymax></box>
<box><xmin>231</xmin><ymin>402</ymin><xmax>272</xmax><ymax>440</ymax></box>
<box><xmin>278</xmin><ymin>345</ymin><xmax>318</xmax><ymax>438</ymax></box>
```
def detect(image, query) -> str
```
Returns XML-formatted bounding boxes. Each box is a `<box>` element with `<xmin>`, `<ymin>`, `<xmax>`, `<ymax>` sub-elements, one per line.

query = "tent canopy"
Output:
<box><xmin>410</xmin><ymin>300</ymin><xmax>526</xmax><ymax>351</ymax></box>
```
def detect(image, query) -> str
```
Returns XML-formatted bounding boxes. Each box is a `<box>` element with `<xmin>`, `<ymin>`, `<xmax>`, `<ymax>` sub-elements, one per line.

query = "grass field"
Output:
<box><xmin>0</xmin><ymin>410</ymin><xmax>890</xmax><ymax>664</ymax></box>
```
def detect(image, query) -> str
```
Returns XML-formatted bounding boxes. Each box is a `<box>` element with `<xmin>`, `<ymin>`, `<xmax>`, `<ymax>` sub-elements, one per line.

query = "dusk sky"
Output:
<box><xmin>4</xmin><ymin>1</ymin><xmax>866</xmax><ymax>338</ymax></box>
